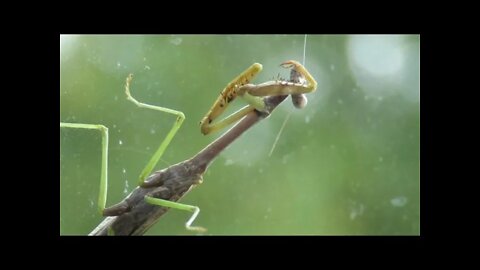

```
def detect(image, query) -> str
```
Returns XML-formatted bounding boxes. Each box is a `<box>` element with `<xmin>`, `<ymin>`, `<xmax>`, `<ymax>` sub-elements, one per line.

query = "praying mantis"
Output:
<box><xmin>60</xmin><ymin>60</ymin><xmax>317</xmax><ymax>235</ymax></box>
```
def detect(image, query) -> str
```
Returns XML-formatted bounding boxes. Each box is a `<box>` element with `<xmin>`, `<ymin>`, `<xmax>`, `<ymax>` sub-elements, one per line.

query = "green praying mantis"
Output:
<box><xmin>60</xmin><ymin>60</ymin><xmax>317</xmax><ymax>235</ymax></box>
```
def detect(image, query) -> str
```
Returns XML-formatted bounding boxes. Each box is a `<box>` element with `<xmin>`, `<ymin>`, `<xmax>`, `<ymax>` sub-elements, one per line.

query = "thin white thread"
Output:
<box><xmin>269</xmin><ymin>35</ymin><xmax>308</xmax><ymax>157</ymax></box>
<box><xmin>268</xmin><ymin>113</ymin><xmax>291</xmax><ymax>157</ymax></box>
<box><xmin>302</xmin><ymin>34</ymin><xmax>307</xmax><ymax>66</ymax></box>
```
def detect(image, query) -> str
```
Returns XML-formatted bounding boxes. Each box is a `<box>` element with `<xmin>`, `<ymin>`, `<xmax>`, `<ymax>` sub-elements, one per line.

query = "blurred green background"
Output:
<box><xmin>60</xmin><ymin>35</ymin><xmax>419</xmax><ymax>235</ymax></box>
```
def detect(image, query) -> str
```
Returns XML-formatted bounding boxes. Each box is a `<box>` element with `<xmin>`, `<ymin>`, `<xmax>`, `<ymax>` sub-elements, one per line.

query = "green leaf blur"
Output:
<box><xmin>60</xmin><ymin>35</ymin><xmax>420</xmax><ymax>235</ymax></box>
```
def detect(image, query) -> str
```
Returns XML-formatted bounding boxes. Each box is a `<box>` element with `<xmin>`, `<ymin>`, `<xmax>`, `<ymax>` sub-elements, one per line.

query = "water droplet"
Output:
<box><xmin>150</xmin><ymin>128</ymin><xmax>156</xmax><ymax>134</ymax></box>
<box><xmin>144</xmin><ymin>65</ymin><xmax>151</xmax><ymax>70</ymax></box>
<box><xmin>116</xmin><ymin>61</ymin><xmax>121</xmax><ymax>68</ymax></box>
<box><xmin>337</xmin><ymin>99</ymin><xmax>344</xmax><ymax>105</ymax></box>
<box><xmin>169</xmin><ymin>37</ymin><xmax>182</xmax><ymax>46</ymax></box>
<box><xmin>122</xmin><ymin>168</ymin><xmax>126</xmax><ymax>174</ymax></box>
<box><xmin>390</xmin><ymin>196</ymin><xmax>408</xmax><ymax>207</ymax></box>
<box><xmin>258</xmin><ymin>168</ymin><xmax>264</xmax><ymax>174</ymax></box>
<box><xmin>123</xmin><ymin>179</ymin><xmax>129</xmax><ymax>194</ymax></box>
<box><xmin>305</xmin><ymin>115</ymin><xmax>310</xmax><ymax>123</ymax></box>
<box><xmin>224</xmin><ymin>159</ymin><xmax>234</xmax><ymax>166</ymax></box>
<box><xmin>330</xmin><ymin>64</ymin><xmax>335</xmax><ymax>71</ymax></box>
<box><xmin>350</xmin><ymin>203</ymin><xmax>365</xmax><ymax>220</ymax></box>
<box><xmin>119</xmin><ymin>140</ymin><xmax>123</xmax><ymax>145</ymax></box>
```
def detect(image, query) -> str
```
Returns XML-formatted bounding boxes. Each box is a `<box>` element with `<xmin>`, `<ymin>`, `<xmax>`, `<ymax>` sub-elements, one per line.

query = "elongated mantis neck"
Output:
<box><xmin>191</xmin><ymin>95</ymin><xmax>288</xmax><ymax>170</ymax></box>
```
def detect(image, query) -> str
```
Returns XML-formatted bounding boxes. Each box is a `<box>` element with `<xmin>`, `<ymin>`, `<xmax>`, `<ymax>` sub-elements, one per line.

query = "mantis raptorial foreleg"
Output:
<box><xmin>199</xmin><ymin>63</ymin><xmax>263</xmax><ymax>135</ymax></box>
<box><xmin>200</xmin><ymin>60</ymin><xmax>317</xmax><ymax>135</ymax></box>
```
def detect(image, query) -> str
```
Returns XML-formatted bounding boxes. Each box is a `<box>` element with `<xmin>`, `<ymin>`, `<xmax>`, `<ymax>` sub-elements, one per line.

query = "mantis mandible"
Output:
<box><xmin>60</xmin><ymin>60</ymin><xmax>316</xmax><ymax>235</ymax></box>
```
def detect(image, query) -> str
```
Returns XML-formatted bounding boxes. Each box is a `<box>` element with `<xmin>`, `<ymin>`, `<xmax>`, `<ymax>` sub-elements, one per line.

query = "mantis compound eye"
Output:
<box><xmin>291</xmin><ymin>94</ymin><xmax>308</xmax><ymax>109</ymax></box>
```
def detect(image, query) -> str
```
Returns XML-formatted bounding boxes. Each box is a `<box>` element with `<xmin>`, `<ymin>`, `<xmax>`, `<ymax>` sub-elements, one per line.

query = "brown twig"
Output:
<box><xmin>89</xmin><ymin>69</ymin><xmax>302</xmax><ymax>236</ymax></box>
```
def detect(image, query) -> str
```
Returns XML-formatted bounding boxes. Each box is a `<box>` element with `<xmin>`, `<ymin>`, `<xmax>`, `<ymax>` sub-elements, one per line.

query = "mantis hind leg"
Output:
<box><xmin>125</xmin><ymin>74</ymin><xmax>186</xmax><ymax>186</ymax></box>
<box><xmin>126</xmin><ymin>75</ymin><xmax>205</xmax><ymax>232</ymax></box>
<box><xmin>60</xmin><ymin>123</ymin><xmax>109</xmax><ymax>215</ymax></box>
<box><xmin>61</xmin><ymin>74</ymin><xmax>186</xmax><ymax>217</ymax></box>
<box><xmin>144</xmin><ymin>196</ymin><xmax>206</xmax><ymax>233</ymax></box>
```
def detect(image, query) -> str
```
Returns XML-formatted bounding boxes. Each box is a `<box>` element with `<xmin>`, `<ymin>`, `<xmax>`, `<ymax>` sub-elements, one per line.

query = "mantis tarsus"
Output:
<box><xmin>60</xmin><ymin>60</ymin><xmax>317</xmax><ymax>235</ymax></box>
